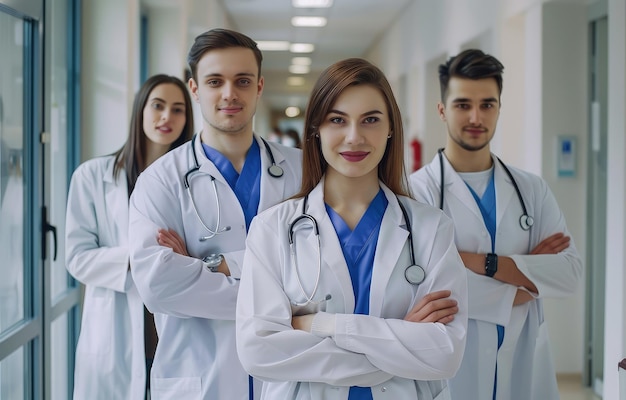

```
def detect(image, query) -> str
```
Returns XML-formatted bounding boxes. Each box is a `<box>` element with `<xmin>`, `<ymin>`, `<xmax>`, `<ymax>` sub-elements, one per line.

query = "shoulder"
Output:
<box><xmin>141</xmin><ymin>142</ymin><xmax>190</xmax><ymax>181</ymax></box>
<box><xmin>250</xmin><ymin>197</ymin><xmax>301</xmax><ymax>232</ymax></box>
<box><xmin>265</xmin><ymin>140</ymin><xmax>302</xmax><ymax>163</ymax></box>
<box><xmin>71</xmin><ymin>155</ymin><xmax>115</xmax><ymax>181</ymax></box>
<box><xmin>501</xmin><ymin>163</ymin><xmax>548</xmax><ymax>191</ymax></box>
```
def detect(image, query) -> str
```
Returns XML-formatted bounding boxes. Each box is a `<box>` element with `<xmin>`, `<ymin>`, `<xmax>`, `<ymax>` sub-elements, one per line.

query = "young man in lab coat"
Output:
<box><xmin>128</xmin><ymin>29</ymin><xmax>302</xmax><ymax>400</ymax></box>
<box><xmin>409</xmin><ymin>49</ymin><xmax>583</xmax><ymax>400</ymax></box>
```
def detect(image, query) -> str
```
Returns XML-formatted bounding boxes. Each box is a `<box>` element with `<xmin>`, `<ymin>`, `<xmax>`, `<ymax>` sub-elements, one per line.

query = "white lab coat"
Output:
<box><xmin>409</xmin><ymin>153</ymin><xmax>584</xmax><ymax>400</ymax></box>
<box><xmin>236</xmin><ymin>181</ymin><xmax>468</xmax><ymax>400</ymax></box>
<box><xmin>65</xmin><ymin>156</ymin><xmax>146</xmax><ymax>400</ymax></box>
<box><xmin>129</xmin><ymin>135</ymin><xmax>302</xmax><ymax>400</ymax></box>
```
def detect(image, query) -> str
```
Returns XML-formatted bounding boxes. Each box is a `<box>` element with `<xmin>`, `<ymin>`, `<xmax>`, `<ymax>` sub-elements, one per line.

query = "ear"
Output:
<box><xmin>437</xmin><ymin>102</ymin><xmax>446</xmax><ymax>121</ymax></box>
<box><xmin>188</xmin><ymin>78</ymin><xmax>200</xmax><ymax>102</ymax></box>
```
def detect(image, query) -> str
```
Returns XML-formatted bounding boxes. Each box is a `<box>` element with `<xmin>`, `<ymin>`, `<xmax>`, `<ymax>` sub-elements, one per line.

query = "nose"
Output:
<box><xmin>160</xmin><ymin>108</ymin><xmax>171</xmax><ymax>121</ymax></box>
<box><xmin>469</xmin><ymin>107</ymin><xmax>481</xmax><ymax>125</ymax></box>
<box><xmin>344</xmin><ymin>124</ymin><xmax>364</xmax><ymax>144</ymax></box>
<box><xmin>221</xmin><ymin>81</ymin><xmax>238</xmax><ymax>101</ymax></box>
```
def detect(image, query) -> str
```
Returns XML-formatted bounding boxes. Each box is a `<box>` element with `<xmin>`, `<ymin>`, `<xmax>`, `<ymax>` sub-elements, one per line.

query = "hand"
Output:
<box><xmin>157</xmin><ymin>228</ymin><xmax>189</xmax><ymax>257</ymax></box>
<box><xmin>292</xmin><ymin>314</ymin><xmax>315</xmax><ymax>332</ymax></box>
<box><xmin>404</xmin><ymin>290</ymin><xmax>458</xmax><ymax>324</ymax></box>
<box><xmin>530</xmin><ymin>233</ymin><xmax>570</xmax><ymax>255</ymax></box>
<box><xmin>513</xmin><ymin>289</ymin><xmax>534</xmax><ymax>305</ymax></box>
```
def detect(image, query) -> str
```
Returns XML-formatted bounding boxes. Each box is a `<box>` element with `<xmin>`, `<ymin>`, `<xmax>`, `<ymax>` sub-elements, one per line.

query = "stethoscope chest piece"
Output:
<box><xmin>268</xmin><ymin>164</ymin><xmax>284</xmax><ymax>178</ymax></box>
<box><xmin>520</xmin><ymin>214</ymin><xmax>534</xmax><ymax>231</ymax></box>
<box><xmin>405</xmin><ymin>264</ymin><xmax>426</xmax><ymax>285</ymax></box>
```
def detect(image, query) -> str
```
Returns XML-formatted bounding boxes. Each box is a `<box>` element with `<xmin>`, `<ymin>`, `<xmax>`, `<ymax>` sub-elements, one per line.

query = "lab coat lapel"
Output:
<box><xmin>103</xmin><ymin>159</ymin><xmax>129</xmax><ymax>243</ymax></box>
<box><xmin>438</xmin><ymin>154</ymin><xmax>483</xmax><ymax>224</ymax></box>
<box><xmin>306</xmin><ymin>181</ymin><xmax>356</xmax><ymax>313</ymax></box>
<box><xmin>369</xmin><ymin>185</ymin><xmax>408</xmax><ymax>316</ymax></box>
<box><xmin>258</xmin><ymin>136</ymin><xmax>287</xmax><ymax>210</ymax></box>
<box><xmin>493</xmin><ymin>155</ymin><xmax>516</xmax><ymax>228</ymax></box>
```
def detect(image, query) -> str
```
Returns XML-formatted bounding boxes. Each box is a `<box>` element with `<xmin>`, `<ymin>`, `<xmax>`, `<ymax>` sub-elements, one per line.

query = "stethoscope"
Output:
<box><xmin>287</xmin><ymin>194</ymin><xmax>426</xmax><ymax>307</ymax></box>
<box><xmin>183</xmin><ymin>134</ymin><xmax>284</xmax><ymax>241</ymax></box>
<box><xmin>437</xmin><ymin>148</ymin><xmax>534</xmax><ymax>231</ymax></box>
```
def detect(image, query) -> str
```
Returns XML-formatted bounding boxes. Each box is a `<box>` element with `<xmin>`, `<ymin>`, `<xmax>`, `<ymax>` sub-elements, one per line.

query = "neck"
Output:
<box><xmin>145</xmin><ymin>142</ymin><xmax>170</xmax><ymax>169</ymax></box>
<box><xmin>323</xmin><ymin>171</ymin><xmax>380</xmax><ymax>229</ymax></box>
<box><xmin>201</xmin><ymin>128</ymin><xmax>254</xmax><ymax>172</ymax></box>
<box><xmin>443</xmin><ymin>144</ymin><xmax>492</xmax><ymax>172</ymax></box>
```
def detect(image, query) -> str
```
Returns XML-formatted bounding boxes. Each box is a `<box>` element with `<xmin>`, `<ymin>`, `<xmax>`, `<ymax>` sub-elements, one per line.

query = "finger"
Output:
<box><xmin>407</xmin><ymin>305</ymin><xmax>459</xmax><ymax>323</ymax></box>
<box><xmin>407</xmin><ymin>291</ymin><xmax>452</xmax><ymax>318</ymax></box>
<box><xmin>406</xmin><ymin>299</ymin><xmax>458</xmax><ymax>322</ymax></box>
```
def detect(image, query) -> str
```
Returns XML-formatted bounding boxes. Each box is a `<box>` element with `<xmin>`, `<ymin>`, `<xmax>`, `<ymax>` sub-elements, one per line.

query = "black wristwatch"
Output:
<box><xmin>203</xmin><ymin>254</ymin><xmax>223</xmax><ymax>272</ymax></box>
<box><xmin>485</xmin><ymin>253</ymin><xmax>498</xmax><ymax>277</ymax></box>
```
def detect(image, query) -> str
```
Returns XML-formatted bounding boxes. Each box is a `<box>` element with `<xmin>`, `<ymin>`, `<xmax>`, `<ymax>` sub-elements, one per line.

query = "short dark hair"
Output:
<box><xmin>438</xmin><ymin>49</ymin><xmax>504</xmax><ymax>102</ymax></box>
<box><xmin>187</xmin><ymin>28</ymin><xmax>263</xmax><ymax>82</ymax></box>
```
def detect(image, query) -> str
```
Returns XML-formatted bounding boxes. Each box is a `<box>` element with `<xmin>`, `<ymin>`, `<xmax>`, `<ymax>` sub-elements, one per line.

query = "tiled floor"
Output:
<box><xmin>558</xmin><ymin>374</ymin><xmax>602</xmax><ymax>400</ymax></box>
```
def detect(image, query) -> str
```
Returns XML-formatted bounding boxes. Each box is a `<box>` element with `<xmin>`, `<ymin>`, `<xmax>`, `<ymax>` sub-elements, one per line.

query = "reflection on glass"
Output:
<box><xmin>52</xmin><ymin>313</ymin><xmax>69</xmax><ymax>399</ymax></box>
<box><xmin>50</xmin><ymin>0</ymin><xmax>69</xmax><ymax>300</ymax></box>
<box><xmin>0</xmin><ymin>10</ymin><xmax>25</xmax><ymax>335</ymax></box>
<box><xmin>0</xmin><ymin>346</ymin><xmax>24</xmax><ymax>399</ymax></box>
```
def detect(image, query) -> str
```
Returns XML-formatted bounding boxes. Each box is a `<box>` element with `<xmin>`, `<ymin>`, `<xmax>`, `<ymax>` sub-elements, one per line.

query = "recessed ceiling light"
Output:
<box><xmin>287</xmin><ymin>76</ymin><xmax>306</xmax><ymax>86</ymax></box>
<box><xmin>285</xmin><ymin>106</ymin><xmax>301</xmax><ymax>118</ymax></box>
<box><xmin>256</xmin><ymin>41</ymin><xmax>290</xmax><ymax>51</ymax></box>
<box><xmin>292</xmin><ymin>0</ymin><xmax>333</xmax><ymax>8</ymax></box>
<box><xmin>289</xmin><ymin>65</ymin><xmax>310</xmax><ymax>74</ymax></box>
<box><xmin>291</xmin><ymin>16</ymin><xmax>327</xmax><ymax>27</ymax></box>
<box><xmin>291</xmin><ymin>57</ymin><xmax>312</xmax><ymax>66</ymax></box>
<box><xmin>290</xmin><ymin>43</ymin><xmax>315</xmax><ymax>53</ymax></box>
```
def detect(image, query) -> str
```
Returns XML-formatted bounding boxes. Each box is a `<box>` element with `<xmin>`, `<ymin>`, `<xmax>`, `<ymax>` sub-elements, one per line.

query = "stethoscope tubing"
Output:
<box><xmin>437</xmin><ymin>148</ymin><xmax>533</xmax><ymax>231</ymax></box>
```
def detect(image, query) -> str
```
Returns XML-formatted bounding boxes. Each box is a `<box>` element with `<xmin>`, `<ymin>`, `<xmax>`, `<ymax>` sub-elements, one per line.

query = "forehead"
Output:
<box><xmin>196</xmin><ymin>47</ymin><xmax>259</xmax><ymax>78</ymax></box>
<box><xmin>147</xmin><ymin>83</ymin><xmax>184</xmax><ymax>103</ymax></box>
<box><xmin>331</xmin><ymin>85</ymin><xmax>387</xmax><ymax>113</ymax></box>
<box><xmin>446</xmin><ymin>77</ymin><xmax>499</xmax><ymax>103</ymax></box>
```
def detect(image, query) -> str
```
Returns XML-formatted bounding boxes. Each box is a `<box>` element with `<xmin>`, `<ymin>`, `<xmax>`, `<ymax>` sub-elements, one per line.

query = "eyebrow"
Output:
<box><xmin>328</xmin><ymin>109</ymin><xmax>384</xmax><ymax>117</ymax></box>
<box><xmin>201</xmin><ymin>72</ymin><xmax>256</xmax><ymax>79</ymax></box>
<box><xmin>150</xmin><ymin>97</ymin><xmax>186</xmax><ymax>107</ymax></box>
<box><xmin>451</xmin><ymin>97</ymin><xmax>498</xmax><ymax>103</ymax></box>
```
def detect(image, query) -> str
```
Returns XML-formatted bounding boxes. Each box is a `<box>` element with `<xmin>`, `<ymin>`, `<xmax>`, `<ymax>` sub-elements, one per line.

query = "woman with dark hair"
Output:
<box><xmin>65</xmin><ymin>74</ymin><xmax>193</xmax><ymax>400</ymax></box>
<box><xmin>236</xmin><ymin>58</ymin><xmax>468</xmax><ymax>400</ymax></box>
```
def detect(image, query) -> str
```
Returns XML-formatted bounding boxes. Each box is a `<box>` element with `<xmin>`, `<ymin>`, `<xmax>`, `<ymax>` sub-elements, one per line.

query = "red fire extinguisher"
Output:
<box><xmin>410</xmin><ymin>138</ymin><xmax>422</xmax><ymax>172</ymax></box>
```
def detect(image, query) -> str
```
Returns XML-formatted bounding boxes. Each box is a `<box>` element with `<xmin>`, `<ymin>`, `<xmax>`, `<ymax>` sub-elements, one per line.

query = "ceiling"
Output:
<box><xmin>214</xmin><ymin>0</ymin><xmax>413</xmax><ymax>113</ymax></box>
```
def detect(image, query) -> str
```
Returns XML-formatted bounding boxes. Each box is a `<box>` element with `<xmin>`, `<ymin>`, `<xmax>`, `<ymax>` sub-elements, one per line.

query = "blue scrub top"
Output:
<box><xmin>326</xmin><ymin>188</ymin><xmax>388</xmax><ymax>400</ymax></box>
<box><xmin>202</xmin><ymin>139</ymin><xmax>261</xmax><ymax>231</ymax></box>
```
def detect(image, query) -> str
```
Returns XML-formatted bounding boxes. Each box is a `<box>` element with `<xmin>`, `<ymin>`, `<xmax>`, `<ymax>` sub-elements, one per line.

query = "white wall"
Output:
<box><xmin>367</xmin><ymin>0</ymin><xmax>589</xmax><ymax>376</ymax></box>
<box><xmin>81</xmin><ymin>0</ymin><xmax>141</xmax><ymax>160</ymax></box>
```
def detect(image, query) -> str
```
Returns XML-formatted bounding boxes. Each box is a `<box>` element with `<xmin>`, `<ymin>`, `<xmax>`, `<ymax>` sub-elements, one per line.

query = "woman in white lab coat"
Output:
<box><xmin>235</xmin><ymin>58</ymin><xmax>468</xmax><ymax>400</ymax></box>
<box><xmin>65</xmin><ymin>74</ymin><xmax>194</xmax><ymax>400</ymax></box>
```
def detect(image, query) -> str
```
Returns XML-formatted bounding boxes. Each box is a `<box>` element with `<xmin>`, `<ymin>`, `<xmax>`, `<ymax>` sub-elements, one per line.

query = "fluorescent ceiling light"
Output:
<box><xmin>287</xmin><ymin>76</ymin><xmax>306</xmax><ymax>86</ymax></box>
<box><xmin>256</xmin><ymin>41</ymin><xmax>290</xmax><ymax>51</ymax></box>
<box><xmin>289</xmin><ymin>65</ymin><xmax>310</xmax><ymax>74</ymax></box>
<box><xmin>291</xmin><ymin>57</ymin><xmax>312</xmax><ymax>66</ymax></box>
<box><xmin>290</xmin><ymin>43</ymin><xmax>315</xmax><ymax>53</ymax></box>
<box><xmin>292</xmin><ymin>0</ymin><xmax>333</xmax><ymax>8</ymax></box>
<box><xmin>291</xmin><ymin>16</ymin><xmax>327</xmax><ymax>27</ymax></box>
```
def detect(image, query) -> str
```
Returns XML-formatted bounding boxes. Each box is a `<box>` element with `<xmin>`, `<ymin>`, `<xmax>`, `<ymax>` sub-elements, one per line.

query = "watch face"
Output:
<box><xmin>204</xmin><ymin>254</ymin><xmax>222</xmax><ymax>267</ymax></box>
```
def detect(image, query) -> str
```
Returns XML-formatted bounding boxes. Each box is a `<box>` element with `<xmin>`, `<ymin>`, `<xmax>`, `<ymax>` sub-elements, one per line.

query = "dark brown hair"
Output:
<box><xmin>112</xmin><ymin>74</ymin><xmax>194</xmax><ymax>195</ymax></box>
<box><xmin>187</xmin><ymin>28</ymin><xmax>263</xmax><ymax>82</ymax></box>
<box><xmin>438</xmin><ymin>49</ymin><xmax>504</xmax><ymax>103</ymax></box>
<box><xmin>295</xmin><ymin>58</ymin><xmax>408</xmax><ymax>198</ymax></box>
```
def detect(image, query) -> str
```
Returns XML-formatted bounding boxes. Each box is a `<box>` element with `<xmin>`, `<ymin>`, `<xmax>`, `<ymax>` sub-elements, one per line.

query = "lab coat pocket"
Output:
<box><xmin>150</xmin><ymin>377</ymin><xmax>202</xmax><ymax>400</ymax></box>
<box><xmin>79</xmin><ymin>295</ymin><xmax>113</xmax><ymax>354</ymax></box>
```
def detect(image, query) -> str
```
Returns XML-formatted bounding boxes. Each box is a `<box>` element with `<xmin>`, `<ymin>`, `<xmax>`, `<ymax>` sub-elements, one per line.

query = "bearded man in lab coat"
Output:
<box><xmin>409</xmin><ymin>49</ymin><xmax>583</xmax><ymax>400</ymax></box>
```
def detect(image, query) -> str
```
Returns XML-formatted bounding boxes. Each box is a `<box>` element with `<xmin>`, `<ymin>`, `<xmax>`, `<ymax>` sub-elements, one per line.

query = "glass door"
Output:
<box><xmin>0</xmin><ymin>0</ymin><xmax>80</xmax><ymax>398</ymax></box>
<box><xmin>0</xmin><ymin>3</ymin><xmax>40</xmax><ymax>398</ymax></box>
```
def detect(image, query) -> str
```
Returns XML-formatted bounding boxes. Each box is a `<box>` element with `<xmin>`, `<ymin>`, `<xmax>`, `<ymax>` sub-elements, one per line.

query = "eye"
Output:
<box><xmin>238</xmin><ymin>78</ymin><xmax>252</xmax><ymax>87</ymax></box>
<box><xmin>329</xmin><ymin>116</ymin><xmax>345</xmax><ymax>124</ymax></box>
<box><xmin>455</xmin><ymin>103</ymin><xmax>469</xmax><ymax>110</ymax></box>
<box><xmin>151</xmin><ymin>102</ymin><xmax>164</xmax><ymax>110</ymax></box>
<box><xmin>206</xmin><ymin>79</ymin><xmax>221</xmax><ymax>87</ymax></box>
<box><xmin>481</xmin><ymin>103</ymin><xmax>494</xmax><ymax>109</ymax></box>
<box><xmin>363</xmin><ymin>116</ymin><xmax>380</xmax><ymax>124</ymax></box>
<box><xmin>173</xmin><ymin>107</ymin><xmax>185</xmax><ymax>114</ymax></box>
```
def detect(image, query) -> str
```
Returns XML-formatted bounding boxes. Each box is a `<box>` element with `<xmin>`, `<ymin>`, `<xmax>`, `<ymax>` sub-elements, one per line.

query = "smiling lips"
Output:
<box><xmin>157</xmin><ymin>126</ymin><xmax>173</xmax><ymax>134</ymax></box>
<box><xmin>219</xmin><ymin>105</ymin><xmax>243</xmax><ymax>115</ymax></box>
<box><xmin>340</xmin><ymin>151</ymin><xmax>369</xmax><ymax>162</ymax></box>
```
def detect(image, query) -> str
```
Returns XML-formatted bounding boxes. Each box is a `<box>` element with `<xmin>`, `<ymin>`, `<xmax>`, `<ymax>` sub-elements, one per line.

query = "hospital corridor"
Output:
<box><xmin>1</xmin><ymin>0</ymin><xmax>626</xmax><ymax>399</ymax></box>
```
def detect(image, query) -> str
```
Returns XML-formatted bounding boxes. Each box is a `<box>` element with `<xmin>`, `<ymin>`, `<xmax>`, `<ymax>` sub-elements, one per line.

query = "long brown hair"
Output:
<box><xmin>112</xmin><ymin>74</ymin><xmax>194</xmax><ymax>195</ymax></box>
<box><xmin>295</xmin><ymin>58</ymin><xmax>409</xmax><ymax>198</ymax></box>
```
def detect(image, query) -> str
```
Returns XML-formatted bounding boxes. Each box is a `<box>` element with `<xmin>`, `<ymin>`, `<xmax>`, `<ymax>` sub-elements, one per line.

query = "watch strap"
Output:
<box><xmin>485</xmin><ymin>253</ymin><xmax>498</xmax><ymax>277</ymax></box>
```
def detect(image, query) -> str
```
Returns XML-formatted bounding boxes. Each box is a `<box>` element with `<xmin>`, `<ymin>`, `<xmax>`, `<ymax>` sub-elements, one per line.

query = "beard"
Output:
<box><xmin>448</xmin><ymin>128</ymin><xmax>491</xmax><ymax>152</ymax></box>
